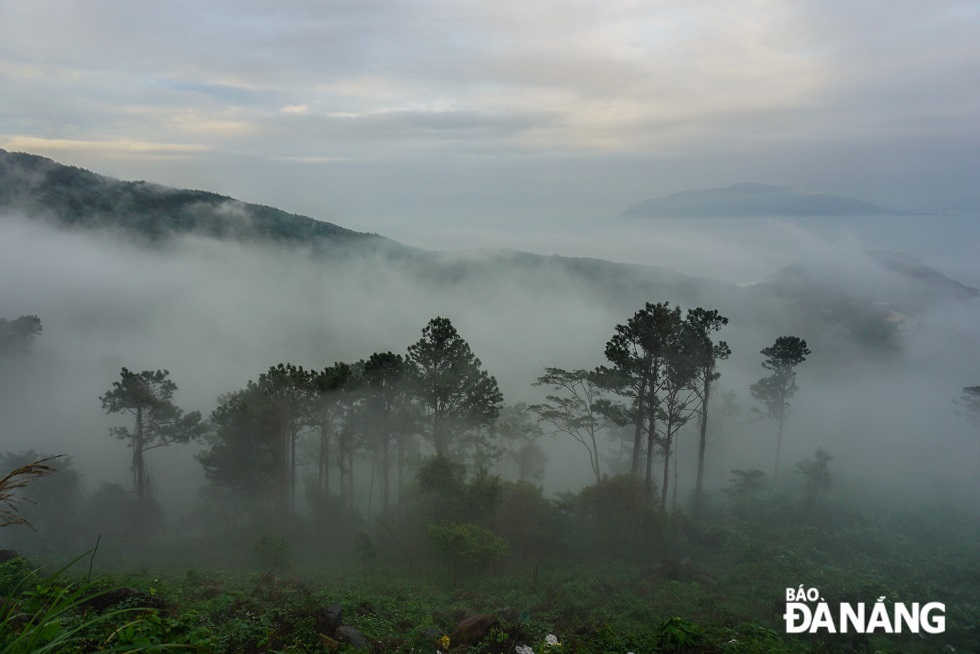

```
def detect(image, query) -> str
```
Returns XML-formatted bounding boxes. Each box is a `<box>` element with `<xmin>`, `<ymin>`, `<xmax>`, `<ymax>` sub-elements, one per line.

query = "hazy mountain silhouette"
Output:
<box><xmin>619</xmin><ymin>182</ymin><xmax>920</xmax><ymax>218</ymax></box>
<box><xmin>0</xmin><ymin>149</ymin><xmax>390</xmax><ymax>248</ymax></box>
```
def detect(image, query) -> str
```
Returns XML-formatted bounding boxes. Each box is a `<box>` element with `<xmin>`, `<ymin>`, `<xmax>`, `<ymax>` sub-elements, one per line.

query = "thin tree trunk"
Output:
<box><xmin>396</xmin><ymin>434</ymin><xmax>405</xmax><ymax>521</ymax></box>
<box><xmin>672</xmin><ymin>444</ymin><xmax>679</xmax><ymax>514</ymax></box>
<box><xmin>774</xmin><ymin>414</ymin><xmax>784</xmax><ymax>485</ymax></box>
<box><xmin>338</xmin><ymin>428</ymin><xmax>348</xmax><ymax>509</ymax></box>
<box><xmin>319</xmin><ymin>422</ymin><xmax>330</xmax><ymax>497</ymax></box>
<box><xmin>367</xmin><ymin>445</ymin><xmax>376</xmax><ymax>522</ymax></box>
<box><xmin>133</xmin><ymin>406</ymin><xmax>147</xmax><ymax>502</ymax></box>
<box><xmin>381</xmin><ymin>436</ymin><xmax>390</xmax><ymax>523</ymax></box>
<box><xmin>347</xmin><ymin>433</ymin><xmax>355</xmax><ymax>511</ymax></box>
<box><xmin>290</xmin><ymin>421</ymin><xmax>297</xmax><ymax>515</ymax></box>
<box><xmin>276</xmin><ymin>404</ymin><xmax>290</xmax><ymax>516</ymax></box>
<box><xmin>693</xmin><ymin>379</ymin><xmax>711</xmax><ymax>521</ymax></box>
<box><xmin>630</xmin><ymin>380</ymin><xmax>646</xmax><ymax>475</ymax></box>
<box><xmin>645</xmin><ymin>391</ymin><xmax>658</xmax><ymax>496</ymax></box>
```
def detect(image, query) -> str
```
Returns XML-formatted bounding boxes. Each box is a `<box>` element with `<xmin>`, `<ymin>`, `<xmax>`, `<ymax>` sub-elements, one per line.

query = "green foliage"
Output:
<box><xmin>656</xmin><ymin>616</ymin><xmax>704</xmax><ymax>652</ymax></box>
<box><xmin>253</xmin><ymin>533</ymin><xmax>291</xmax><ymax>573</ymax></box>
<box><xmin>201</xmin><ymin>363</ymin><xmax>318</xmax><ymax>518</ymax></box>
<box><xmin>494</xmin><ymin>481</ymin><xmax>565</xmax><ymax>562</ymax></box>
<box><xmin>576</xmin><ymin>474</ymin><xmax>662</xmax><ymax>559</ymax></box>
<box><xmin>0</xmin><ymin>557</ymin><xmax>35</xmax><ymax>596</ymax></box>
<box><xmin>101</xmin><ymin>368</ymin><xmax>205</xmax><ymax>505</ymax></box>
<box><xmin>427</xmin><ymin>522</ymin><xmax>510</xmax><ymax>583</ymax></box>
<box><xmin>407</xmin><ymin>316</ymin><xmax>503</xmax><ymax>458</ymax></box>
<box><xmin>0</xmin><ymin>555</ymin><xmax>174</xmax><ymax>654</ymax></box>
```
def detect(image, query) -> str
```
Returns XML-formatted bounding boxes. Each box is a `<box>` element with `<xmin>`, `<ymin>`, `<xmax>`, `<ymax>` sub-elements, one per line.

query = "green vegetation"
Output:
<box><xmin>1</xmin><ymin>281</ymin><xmax>976</xmax><ymax>652</ymax></box>
<box><xmin>1</xmin><ymin>481</ymin><xmax>975</xmax><ymax>653</ymax></box>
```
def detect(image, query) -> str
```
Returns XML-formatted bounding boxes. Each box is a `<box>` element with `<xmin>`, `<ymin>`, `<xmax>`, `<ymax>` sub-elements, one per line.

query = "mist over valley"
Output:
<box><xmin>0</xmin><ymin>152</ymin><xmax>977</xmax><ymax>652</ymax></box>
<box><xmin>3</xmin><ymin>3</ymin><xmax>979</xmax><ymax>650</ymax></box>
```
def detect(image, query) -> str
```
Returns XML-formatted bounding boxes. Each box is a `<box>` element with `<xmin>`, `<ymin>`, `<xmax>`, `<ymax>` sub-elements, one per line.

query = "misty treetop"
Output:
<box><xmin>100</xmin><ymin>368</ymin><xmax>206</xmax><ymax>504</ymax></box>
<box><xmin>587</xmin><ymin>302</ymin><xmax>735</xmax><ymax>510</ymax></box>
<box><xmin>530</xmin><ymin>368</ymin><xmax>613</xmax><ymax>485</ymax></box>
<box><xmin>198</xmin><ymin>316</ymin><xmax>503</xmax><ymax>525</ymax></box>
<box><xmin>407</xmin><ymin>316</ymin><xmax>503</xmax><ymax>457</ymax></box>
<box><xmin>750</xmin><ymin>336</ymin><xmax>811</xmax><ymax>483</ymax></box>
<box><xmin>0</xmin><ymin>314</ymin><xmax>42</xmax><ymax>355</ymax></box>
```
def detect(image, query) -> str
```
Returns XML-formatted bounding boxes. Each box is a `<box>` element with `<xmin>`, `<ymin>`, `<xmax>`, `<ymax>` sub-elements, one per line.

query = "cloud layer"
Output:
<box><xmin>1</xmin><ymin>1</ymin><xmax>978</xmax><ymax>231</ymax></box>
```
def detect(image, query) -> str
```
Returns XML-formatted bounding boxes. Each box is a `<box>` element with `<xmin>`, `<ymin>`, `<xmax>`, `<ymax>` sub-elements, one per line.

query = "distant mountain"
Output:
<box><xmin>0</xmin><ymin>149</ymin><xmax>389</xmax><ymax>248</ymax></box>
<box><xmin>0</xmin><ymin>148</ymin><xmax>718</xmax><ymax>307</ymax></box>
<box><xmin>619</xmin><ymin>182</ymin><xmax>916</xmax><ymax>218</ymax></box>
<box><xmin>1</xmin><ymin>150</ymin><xmax>973</xmax><ymax>364</ymax></box>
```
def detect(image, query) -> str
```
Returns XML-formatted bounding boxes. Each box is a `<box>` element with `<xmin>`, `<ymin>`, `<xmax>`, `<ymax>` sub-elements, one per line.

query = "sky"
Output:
<box><xmin>1</xmin><ymin>0</ymin><xmax>979</xmax><ymax>251</ymax></box>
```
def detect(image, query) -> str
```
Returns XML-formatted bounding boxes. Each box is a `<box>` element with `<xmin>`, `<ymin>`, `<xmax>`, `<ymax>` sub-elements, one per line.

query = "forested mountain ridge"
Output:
<box><xmin>0</xmin><ymin>148</ymin><xmax>725</xmax><ymax>307</ymax></box>
<box><xmin>0</xmin><ymin>149</ymin><xmax>389</xmax><ymax>248</ymax></box>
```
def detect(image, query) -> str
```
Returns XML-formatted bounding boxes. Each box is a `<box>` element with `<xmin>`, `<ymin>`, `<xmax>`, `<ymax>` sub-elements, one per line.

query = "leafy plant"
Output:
<box><xmin>427</xmin><ymin>522</ymin><xmax>510</xmax><ymax>583</ymax></box>
<box><xmin>0</xmin><ymin>554</ymin><xmax>175</xmax><ymax>654</ymax></box>
<box><xmin>656</xmin><ymin>617</ymin><xmax>704</xmax><ymax>652</ymax></box>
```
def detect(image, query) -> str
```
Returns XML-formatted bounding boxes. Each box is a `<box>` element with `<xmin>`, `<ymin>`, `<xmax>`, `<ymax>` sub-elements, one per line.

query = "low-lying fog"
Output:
<box><xmin>1</xmin><ymin>210</ymin><xmax>977</xmax><ymax>517</ymax></box>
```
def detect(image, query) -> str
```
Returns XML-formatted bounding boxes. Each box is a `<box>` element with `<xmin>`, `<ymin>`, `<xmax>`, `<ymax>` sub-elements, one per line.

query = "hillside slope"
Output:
<box><xmin>0</xmin><ymin>149</ymin><xmax>388</xmax><ymax>248</ymax></box>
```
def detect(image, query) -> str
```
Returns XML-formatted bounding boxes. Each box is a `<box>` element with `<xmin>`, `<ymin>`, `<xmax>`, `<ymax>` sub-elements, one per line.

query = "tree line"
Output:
<box><xmin>93</xmin><ymin>305</ymin><xmax>813</xmax><ymax>530</ymax></box>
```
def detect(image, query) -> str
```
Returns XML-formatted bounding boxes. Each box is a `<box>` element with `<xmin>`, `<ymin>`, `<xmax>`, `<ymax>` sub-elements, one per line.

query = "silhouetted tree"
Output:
<box><xmin>685</xmin><ymin>308</ymin><xmax>731</xmax><ymax>520</ymax></box>
<box><xmin>493</xmin><ymin>403</ymin><xmax>546</xmax><ymax>482</ymax></box>
<box><xmin>201</xmin><ymin>385</ymin><xmax>281</xmax><ymax>515</ymax></box>
<box><xmin>310</xmin><ymin>362</ymin><xmax>360</xmax><ymax>507</ymax></box>
<box><xmin>256</xmin><ymin>363</ymin><xmax>318</xmax><ymax>514</ymax></box>
<box><xmin>656</xmin><ymin>322</ymin><xmax>701</xmax><ymax>509</ymax></box>
<box><xmin>407</xmin><ymin>317</ymin><xmax>502</xmax><ymax>457</ymax></box>
<box><xmin>750</xmin><ymin>337</ymin><xmax>811</xmax><ymax>484</ymax></box>
<box><xmin>363</xmin><ymin>351</ymin><xmax>413</xmax><ymax>522</ymax></box>
<box><xmin>601</xmin><ymin>302</ymin><xmax>685</xmax><ymax>495</ymax></box>
<box><xmin>201</xmin><ymin>364</ymin><xmax>316</xmax><ymax>516</ymax></box>
<box><xmin>795</xmin><ymin>447</ymin><xmax>832</xmax><ymax>509</ymax></box>
<box><xmin>0</xmin><ymin>315</ymin><xmax>42</xmax><ymax>354</ymax></box>
<box><xmin>101</xmin><ymin>368</ymin><xmax>205</xmax><ymax>504</ymax></box>
<box><xmin>532</xmin><ymin>368</ymin><xmax>612</xmax><ymax>485</ymax></box>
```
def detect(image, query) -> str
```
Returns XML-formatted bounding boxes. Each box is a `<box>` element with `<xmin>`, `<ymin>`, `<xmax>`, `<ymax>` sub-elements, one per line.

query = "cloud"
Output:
<box><xmin>0</xmin><ymin>0</ymin><xmax>977</xmax><ymax>222</ymax></box>
<box><xmin>0</xmin><ymin>211</ymin><xmax>977</xmax><ymax>507</ymax></box>
<box><xmin>0</xmin><ymin>135</ymin><xmax>208</xmax><ymax>158</ymax></box>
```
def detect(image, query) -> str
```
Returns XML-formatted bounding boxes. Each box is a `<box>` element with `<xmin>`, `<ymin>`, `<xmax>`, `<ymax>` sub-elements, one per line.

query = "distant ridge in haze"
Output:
<box><xmin>0</xmin><ymin>149</ymin><xmax>389</xmax><ymax>248</ymax></box>
<box><xmin>619</xmin><ymin>182</ymin><xmax>918</xmax><ymax>218</ymax></box>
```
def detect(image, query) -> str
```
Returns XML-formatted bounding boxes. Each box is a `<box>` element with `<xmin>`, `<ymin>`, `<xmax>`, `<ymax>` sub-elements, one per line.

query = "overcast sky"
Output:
<box><xmin>1</xmin><ymin>1</ymin><xmax>978</xmax><ymax>245</ymax></box>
